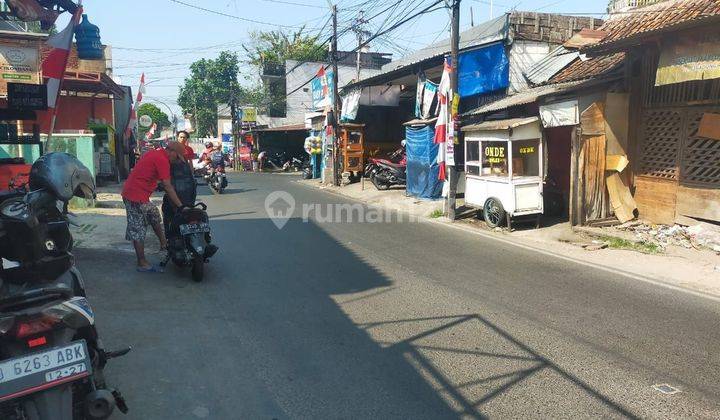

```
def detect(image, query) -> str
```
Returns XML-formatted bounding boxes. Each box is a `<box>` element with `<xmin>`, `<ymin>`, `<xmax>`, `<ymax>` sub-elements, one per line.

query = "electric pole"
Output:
<box><xmin>331</xmin><ymin>3</ymin><xmax>340</xmax><ymax>186</ymax></box>
<box><xmin>446</xmin><ymin>0</ymin><xmax>460</xmax><ymax>220</ymax></box>
<box><xmin>352</xmin><ymin>10</ymin><xmax>370</xmax><ymax>81</ymax></box>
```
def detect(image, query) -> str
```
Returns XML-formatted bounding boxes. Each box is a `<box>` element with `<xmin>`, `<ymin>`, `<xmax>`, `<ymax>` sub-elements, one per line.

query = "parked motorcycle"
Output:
<box><xmin>161</xmin><ymin>162</ymin><xmax>218</xmax><ymax>282</ymax></box>
<box><xmin>364</xmin><ymin>143</ymin><xmax>407</xmax><ymax>190</ymax></box>
<box><xmin>0</xmin><ymin>153</ymin><xmax>129</xmax><ymax>420</ymax></box>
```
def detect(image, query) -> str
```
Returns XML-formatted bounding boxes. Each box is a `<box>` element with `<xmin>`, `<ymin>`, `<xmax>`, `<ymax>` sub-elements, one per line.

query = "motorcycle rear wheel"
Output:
<box><xmin>191</xmin><ymin>255</ymin><xmax>204</xmax><ymax>282</ymax></box>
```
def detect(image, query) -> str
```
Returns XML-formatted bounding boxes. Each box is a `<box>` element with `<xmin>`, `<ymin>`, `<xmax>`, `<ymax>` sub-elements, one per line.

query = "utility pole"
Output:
<box><xmin>331</xmin><ymin>3</ymin><xmax>340</xmax><ymax>186</ymax></box>
<box><xmin>352</xmin><ymin>10</ymin><xmax>370</xmax><ymax>81</ymax></box>
<box><xmin>446</xmin><ymin>0</ymin><xmax>460</xmax><ymax>220</ymax></box>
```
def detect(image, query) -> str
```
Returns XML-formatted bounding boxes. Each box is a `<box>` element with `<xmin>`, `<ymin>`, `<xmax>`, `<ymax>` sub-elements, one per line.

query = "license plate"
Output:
<box><xmin>179</xmin><ymin>222</ymin><xmax>210</xmax><ymax>235</ymax></box>
<box><xmin>0</xmin><ymin>340</ymin><xmax>91</xmax><ymax>402</ymax></box>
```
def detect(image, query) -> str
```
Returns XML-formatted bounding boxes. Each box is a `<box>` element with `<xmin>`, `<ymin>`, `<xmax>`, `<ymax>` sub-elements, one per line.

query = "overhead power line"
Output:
<box><xmin>167</xmin><ymin>0</ymin><xmax>322</xmax><ymax>29</ymax></box>
<box><xmin>260</xmin><ymin>0</ymin><xmax>326</xmax><ymax>9</ymax></box>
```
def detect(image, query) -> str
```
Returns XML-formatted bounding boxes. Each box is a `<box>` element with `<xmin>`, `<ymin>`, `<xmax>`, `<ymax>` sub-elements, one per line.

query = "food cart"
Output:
<box><xmin>462</xmin><ymin>117</ymin><xmax>543</xmax><ymax>229</ymax></box>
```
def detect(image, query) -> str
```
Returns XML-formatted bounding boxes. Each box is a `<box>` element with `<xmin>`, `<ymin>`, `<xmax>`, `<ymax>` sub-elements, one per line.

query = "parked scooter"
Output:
<box><xmin>0</xmin><ymin>153</ymin><xmax>129</xmax><ymax>420</ymax></box>
<box><xmin>161</xmin><ymin>161</ymin><xmax>218</xmax><ymax>282</ymax></box>
<box><xmin>364</xmin><ymin>141</ymin><xmax>407</xmax><ymax>190</ymax></box>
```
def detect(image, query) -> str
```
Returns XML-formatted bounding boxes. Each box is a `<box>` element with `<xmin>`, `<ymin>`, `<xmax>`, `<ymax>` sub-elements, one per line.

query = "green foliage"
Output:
<box><xmin>429</xmin><ymin>209</ymin><xmax>444</xmax><ymax>219</ymax></box>
<box><xmin>243</xmin><ymin>27</ymin><xmax>327</xmax><ymax>67</ymax></box>
<box><xmin>597</xmin><ymin>235</ymin><xmax>662</xmax><ymax>254</ymax></box>
<box><xmin>137</xmin><ymin>103</ymin><xmax>170</xmax><ymax>139</ymax></box>
<box><xmin>178</xmin><ymin>51</ymin><xmax>263</xmax><ymax>138</ymax></box>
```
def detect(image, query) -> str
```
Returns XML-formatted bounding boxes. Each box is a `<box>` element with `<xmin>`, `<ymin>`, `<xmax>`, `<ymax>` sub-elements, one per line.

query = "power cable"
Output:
<box><xmin>167</xmin><ymin>0</ymin><xmax>324</xmax><ymax>29</ymax></box>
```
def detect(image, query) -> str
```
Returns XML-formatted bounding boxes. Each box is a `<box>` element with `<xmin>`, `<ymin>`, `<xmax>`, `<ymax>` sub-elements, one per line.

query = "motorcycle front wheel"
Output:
<box><xmin>191</xmin><ymin>255</ymin><xmax>204</xmax><ymax>282</ymax></box>
<box><xmin>371</xmin><ymin>174</ymin><xmax>389</xmax><ymax>190</ymax></box>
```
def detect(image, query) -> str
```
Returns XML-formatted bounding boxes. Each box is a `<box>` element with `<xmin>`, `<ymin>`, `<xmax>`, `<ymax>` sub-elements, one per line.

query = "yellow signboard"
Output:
<box><xmin>241</xmin><ymin>107</ymin><xmax>257</xmax><ymax>123</ymax></box>
<box><xmin>656</xmin><ymin>38</ymin><xmax>720</xmax><ymax>86</ymax></box>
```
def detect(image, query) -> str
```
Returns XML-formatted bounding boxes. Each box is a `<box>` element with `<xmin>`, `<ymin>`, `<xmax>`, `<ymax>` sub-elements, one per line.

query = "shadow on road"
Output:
<box><xmin>73</xmin><ymin>209</ymin><xmax>640</xmax><ymax>419</ymax></box>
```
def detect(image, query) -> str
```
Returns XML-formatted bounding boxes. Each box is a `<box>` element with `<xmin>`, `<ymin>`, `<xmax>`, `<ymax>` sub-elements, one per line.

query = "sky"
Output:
<box><xmin>64</xmin><ymin>0</ymin><xmax>612</xmax><ymax>118</ymax></box>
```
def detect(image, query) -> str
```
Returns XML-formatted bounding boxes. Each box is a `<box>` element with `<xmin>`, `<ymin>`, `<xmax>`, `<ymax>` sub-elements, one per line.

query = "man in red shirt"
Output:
<box><xmin>177</xmin><ymin>130</ymin><xmax>195</xmax><ymax>165</ymax></box>
<box><xmin>122</xmin><ymin>142</ymin><xmax>185</xmax><ymax>272</ymax></box>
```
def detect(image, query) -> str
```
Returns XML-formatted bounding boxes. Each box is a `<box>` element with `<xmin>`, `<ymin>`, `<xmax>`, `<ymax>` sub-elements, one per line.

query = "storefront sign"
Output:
<box><xmin>485</xmin><ymin>145</ymin><xmax>505</xmax><ymax>163</ymax></box>
<box><xmin>0</xmin><ymin>45</ymin><xmax>39</xmax><ymax>94</ymax></box>
<box><xmin>7</xmin><ymin>82</ymin><xmax>46</xmax><ymax>110</ymax></box>
<box><xmin>519</xmin><ymin>146</ymin><xmax>535</xmax><ymax>154</ymax></box>
<box><xmin>241</xmin><ymin>107</ymin><xmax>256</xmax><ymax>123</ymax></box>
<box><xmin>656</xmin><ymin>37</ymin><xmax>720</xmax><ymax>86</ymax></box>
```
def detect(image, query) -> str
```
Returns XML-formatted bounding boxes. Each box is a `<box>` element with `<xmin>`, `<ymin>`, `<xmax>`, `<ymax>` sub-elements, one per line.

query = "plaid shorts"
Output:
<box><xmin>124</xmin><ymin>199</ymin><xmax>162</xmax><ymax>242</ymax></box>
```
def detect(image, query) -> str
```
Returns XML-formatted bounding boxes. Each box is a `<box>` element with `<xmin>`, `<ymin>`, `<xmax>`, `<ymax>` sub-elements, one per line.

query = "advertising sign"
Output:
<box><xmin>656</xmin><ymin>37</ymin><xmax>720</xmax><ymax>86</ymax></box>
<box><xmin>311</xmin><ymin>67</ymin><xmax>334</xmax><ymax>109</ymax></box>
<box><xmin>241</xmin><ymin>107</ymin><xmax>257</xmax><ymax>123</ymax></box>
<box><xmin>7</xmin><ymin>82</ymin><xmax>47</xmax><ymax>110</ymax></box>
<box><xmin>0</xmin><ymin>45</ymin><xmax>39</xmax><ymax>94</ymax></box>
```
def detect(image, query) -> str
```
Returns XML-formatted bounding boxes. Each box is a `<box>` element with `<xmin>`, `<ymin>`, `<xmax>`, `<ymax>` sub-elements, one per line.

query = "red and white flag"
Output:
<box><xmin>125</xmin><ymin>73</ymin><xmax>145</xmax><ymax>136</ymax></box>
<box><xmin>145</xmin><ymin>122</ymin><xmax>157</xmax><ymax>140</ymax></box>
<box><xmin>41</xmin><ymin>6</ymin><xmax>82</xmax><ymax>122</ymax></box>
<box><xmin>434</xmin><ymin>58</ymin><xmax>452</xmax><ymax>181</ymax></box>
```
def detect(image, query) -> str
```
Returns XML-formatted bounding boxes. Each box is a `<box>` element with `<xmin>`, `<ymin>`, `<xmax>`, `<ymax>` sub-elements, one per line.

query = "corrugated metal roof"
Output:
<box><xmin>462</xmin><ymin>81</ymin><xmax>583</xmax><ymax>116</ymax></box>
<box><xmin>380</xmin><ymin>14</ymin><xmax>509</xmax><ymax>74</ymax></box>
<box><xmin>462</xmin><ymin>116</ymin><xmax>539</xmax><ymax>131</ymax></box>
<box><xmin>584</xmin><ymin>0</ymin><xmax>720</xmax><ymax>54</ymax></box>
<box><xmin>524</xmin><ymin>46</ymin><xmax>579</xmax><ymax>85</ymax></box>
<box><xmin>550</xmin><ymin>52</ymin><xmax>625</xmax><ymax>84</ymax></box>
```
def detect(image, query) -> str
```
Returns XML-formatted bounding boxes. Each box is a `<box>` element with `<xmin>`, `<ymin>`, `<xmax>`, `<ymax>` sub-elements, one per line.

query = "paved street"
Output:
<box><xmin>78</xmin><ymin>172</ymin><xmax>720</xmax><ymax>419</ymax></box>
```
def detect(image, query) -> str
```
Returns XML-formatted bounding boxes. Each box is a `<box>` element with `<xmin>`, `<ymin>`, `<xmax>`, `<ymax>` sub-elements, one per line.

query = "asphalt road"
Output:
<box><xmin>77</xmin><ymin>172</ymin><xmax>720</xmax><ymax>419</ymax></box>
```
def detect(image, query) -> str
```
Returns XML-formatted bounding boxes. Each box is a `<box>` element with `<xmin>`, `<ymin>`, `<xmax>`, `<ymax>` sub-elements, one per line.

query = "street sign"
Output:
<box><xmin>139</xmin><ymin>115</ymin><xmax>152</xmax><ymax>128</ymax></box>
<box><xmin>7</xmin><ymin>83</ymin><xmax>47</xmax><ymax>110</ymax></box>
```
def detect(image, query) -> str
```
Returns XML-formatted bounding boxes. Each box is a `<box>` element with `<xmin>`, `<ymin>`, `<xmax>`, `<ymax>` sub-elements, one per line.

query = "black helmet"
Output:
<box><xmin>29</xmin><ymin>153</ymin><xmax>95</xmax><ymax>201</ymax></box>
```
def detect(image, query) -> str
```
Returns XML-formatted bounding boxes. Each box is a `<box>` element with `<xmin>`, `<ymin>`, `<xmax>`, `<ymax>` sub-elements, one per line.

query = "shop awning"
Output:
<box><xmin>252</xmin><ymin>123</ymin><xmax>307</xmax><ymax>132</ymax></box>
<box><xmin>60</xmin><ymin>71</ymin><xmax>126</xmax><ymax>98</ymax></box>
<box><xmin>462</xmin><ymin>116</ymin><xmax>538</xmax><ymax>132</ymax></box>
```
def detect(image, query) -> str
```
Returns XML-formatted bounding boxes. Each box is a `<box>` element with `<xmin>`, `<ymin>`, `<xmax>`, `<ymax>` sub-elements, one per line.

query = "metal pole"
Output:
<box><xmin>446</xmin><ymin>0</ymin><xmax>460</xmax><ymax>221</ymax></box>
<box><xmin>331</xmin><ymin>4</ymin><xmax>340</xmax><ymax>186</ymax></box>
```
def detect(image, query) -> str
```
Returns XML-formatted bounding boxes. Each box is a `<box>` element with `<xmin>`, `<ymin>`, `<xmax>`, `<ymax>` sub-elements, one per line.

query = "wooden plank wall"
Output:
<box><xmin>633</xmin><ymin>176</ymin><xmax>677</xmax><ymax>225</ymax></box>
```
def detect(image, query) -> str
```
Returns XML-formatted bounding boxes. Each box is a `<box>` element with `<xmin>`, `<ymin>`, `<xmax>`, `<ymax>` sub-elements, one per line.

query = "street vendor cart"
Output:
<box><xmin>462</xmin><ymin>117</ymin><xmax>543</xmax><ymax>229</ymax></box>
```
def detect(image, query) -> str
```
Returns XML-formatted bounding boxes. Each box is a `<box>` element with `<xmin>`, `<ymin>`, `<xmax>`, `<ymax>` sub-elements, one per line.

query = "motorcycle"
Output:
<box><xmin>204</xmin><ymin>167</ymin><xmax>227</xmax><ymax>195</ymax></box>
<box><xmin>282</xmin><ymin>157</ymin><xmax>307</xmax><ymax>172</ymax></box>
<box><xmin>364</xmin><ymin>144</ymin><xmax>407</xmax><ymax>190</ymax></box>
<box><xmin>161</xmin><ymin>162</ymin><xmax>218</xmax><ymax>282</ymax></box>
<box><xmin>0</xmin><ymin>153</ymin><xmax>129</xmax><ymax>420</ymax></box>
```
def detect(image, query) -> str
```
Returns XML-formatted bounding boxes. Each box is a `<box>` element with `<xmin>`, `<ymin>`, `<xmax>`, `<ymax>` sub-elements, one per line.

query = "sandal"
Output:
<box><xmin>136</xmin><ymin>265</ymin><xmax>164</xmax><ymax>273</ymax></box>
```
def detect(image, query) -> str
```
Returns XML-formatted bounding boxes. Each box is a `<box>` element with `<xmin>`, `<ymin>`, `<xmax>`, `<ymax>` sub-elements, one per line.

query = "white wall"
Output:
<box><xmin>508</xmin><ymin>40</ymin><xmax>553</xmax><ymax>94</ymax></box>
<box><xmin>261</xmin><ymin>60</ymin><xmax>382</xmax><ymax>128</ymax></box>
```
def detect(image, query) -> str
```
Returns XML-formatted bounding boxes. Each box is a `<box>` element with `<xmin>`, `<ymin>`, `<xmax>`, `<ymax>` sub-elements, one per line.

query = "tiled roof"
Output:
<box><xmin>549</xmin><ymin>53</ymin><xmax>625</xmax><ymax>84</ymax></box>
<box><xmin>462</xmin><ymin>81</ymin><xmax>584</xmax><ymax>117</ymax></box>
<box><xmin>585</xmin><ymin>0</ymin><xmax>720</xmax><ymax>53</ymax></box>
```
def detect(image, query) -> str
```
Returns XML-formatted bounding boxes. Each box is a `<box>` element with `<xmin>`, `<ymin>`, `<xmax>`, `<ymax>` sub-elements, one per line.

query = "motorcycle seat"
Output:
<box><xmin>378</xmin><ymin>161</ymin><xmax>406</xmax><ymax>169</ymax></box>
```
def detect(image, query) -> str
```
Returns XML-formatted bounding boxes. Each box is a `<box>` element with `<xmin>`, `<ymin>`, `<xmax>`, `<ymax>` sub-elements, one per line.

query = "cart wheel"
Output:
<box><xmin>483</xmin><ymin>197</ymin><xmax>506</xmax><ymax>228</ymax></box>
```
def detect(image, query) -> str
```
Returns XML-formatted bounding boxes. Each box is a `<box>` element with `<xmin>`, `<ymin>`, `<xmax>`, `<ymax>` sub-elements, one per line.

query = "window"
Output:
<box><xmin>511</xmin><ymin>139</ymin><xmax>540</xmax><ymax>177</ymax></box>
<box><xmin>482</xmin><ymin>141</ymin><xmax>508</xmax><ymax>176</ymax></box>
<box><xmin>465</xmin><ymin>140</ymin><xmax>481</xmax><ymax>176</ymax></box>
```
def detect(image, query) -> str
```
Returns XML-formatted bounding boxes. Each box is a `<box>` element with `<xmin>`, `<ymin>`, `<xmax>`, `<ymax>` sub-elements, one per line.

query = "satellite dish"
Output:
<box><xmin>139</xmin><ymin>115</ymin><xmax>152</xmax><ymax>128</ymax></box>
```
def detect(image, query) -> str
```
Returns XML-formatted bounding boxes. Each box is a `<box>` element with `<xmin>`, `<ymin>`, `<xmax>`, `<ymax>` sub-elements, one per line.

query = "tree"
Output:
<box><xmin>243</xmin><ymin>27</ymin><xmax>327</xmax><ymax>67</ymax></box>
<box><xmin>178</xmin><ymin>51</ymin><xmax>265</xmax><ymax>138</ymax></box>
<box><xmin>137</xmin><ymin>103</ymin><xmax>170</xmax><ymax>139</ymax></box>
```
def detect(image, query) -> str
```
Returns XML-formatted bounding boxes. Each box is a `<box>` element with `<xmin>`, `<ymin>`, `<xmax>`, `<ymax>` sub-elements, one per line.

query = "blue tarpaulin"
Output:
<box><xmin>406</xmin><ymin>124</ymin><xmax>442</xmax><ymax>199</ymax></box>
<box><xmin>458</xmin><ymin>42</ymin><xmax>509</xmax><ymax>97</ymax></box>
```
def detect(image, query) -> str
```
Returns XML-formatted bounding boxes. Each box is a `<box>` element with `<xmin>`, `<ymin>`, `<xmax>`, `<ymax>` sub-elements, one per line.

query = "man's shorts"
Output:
<box><xmin>124</xmin><ymin>199</ymin><xmax>162</xmax><ymax>242</ymax></box>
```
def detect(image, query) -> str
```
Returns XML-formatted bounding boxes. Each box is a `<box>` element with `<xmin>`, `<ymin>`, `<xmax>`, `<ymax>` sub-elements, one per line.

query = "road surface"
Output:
<box><xmin>78</xmin><ymin>172</ymin><xmax>720</xmax><ymax>419</ymax></box>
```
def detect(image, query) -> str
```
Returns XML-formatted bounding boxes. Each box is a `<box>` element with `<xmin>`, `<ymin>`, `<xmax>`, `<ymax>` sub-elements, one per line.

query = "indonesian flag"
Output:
<box><xmin>145</xmin><ymin>122</ymin><xmax>157</xmax><ymax>140</ymax></box>
<box><xmin>125</xmin><ymin>73</ymin><xmax>145</xmax><ymax>137</ymax></box>
<box><xmin>434</xmin><ymin>58</ymin><xmax>452</xmax><ymax>181</ymax></box>
<box><xmin>41</xmin><ymin>7</ymin><xmax>83</xmax><ymax>113</ymax></box>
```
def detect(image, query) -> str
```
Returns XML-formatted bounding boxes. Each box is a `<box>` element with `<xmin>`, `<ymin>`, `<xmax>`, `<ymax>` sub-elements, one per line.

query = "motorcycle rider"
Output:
<box><xmin>122</xmin><ymin>142</ymin><xmax>184</xmax><ymax>272</ymax></box>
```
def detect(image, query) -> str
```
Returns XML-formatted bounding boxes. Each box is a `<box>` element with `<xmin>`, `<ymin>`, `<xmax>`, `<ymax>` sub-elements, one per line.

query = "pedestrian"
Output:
<box><xmin>177</xmin><ymin>130</ymin><xmax>195</xmax><ymax>167</ymax></box>
<box><xmin>258</xmin><ymin>150</ymin><xmax>267</xmax><ymax>172</ymax></box>
<box><xmin>251</xmin><ymin>148</ymin><xmax>259</xmax><ymax>172</ymax></box>
<box><xmin>122</xmin><ymin>141</ymin><xmax>185</xmax><ymax>272</ymax></box>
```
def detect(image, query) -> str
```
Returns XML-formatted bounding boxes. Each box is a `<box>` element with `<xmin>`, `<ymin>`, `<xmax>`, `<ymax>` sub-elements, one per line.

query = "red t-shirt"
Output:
<box><xmin>183</xmin><ymin>145</ymin><xmax>194</xmax><ymax>162</ymax></box>
<box><xmin>122</xmin><ymin>149</ymin><xmax>170</xmax><ymax>203</ymax></box>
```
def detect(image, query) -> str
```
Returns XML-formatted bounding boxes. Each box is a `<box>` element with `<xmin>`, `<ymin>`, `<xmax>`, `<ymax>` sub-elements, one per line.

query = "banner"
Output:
<box><xmin>311</xmin><ymin>66</ymin><xmax>334</xmax><ymax>109</ymax></box>
<box><xmin>656</xmin><ymin>37</ymin><xmax>720</xmax><ymax>86</ymax></box>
